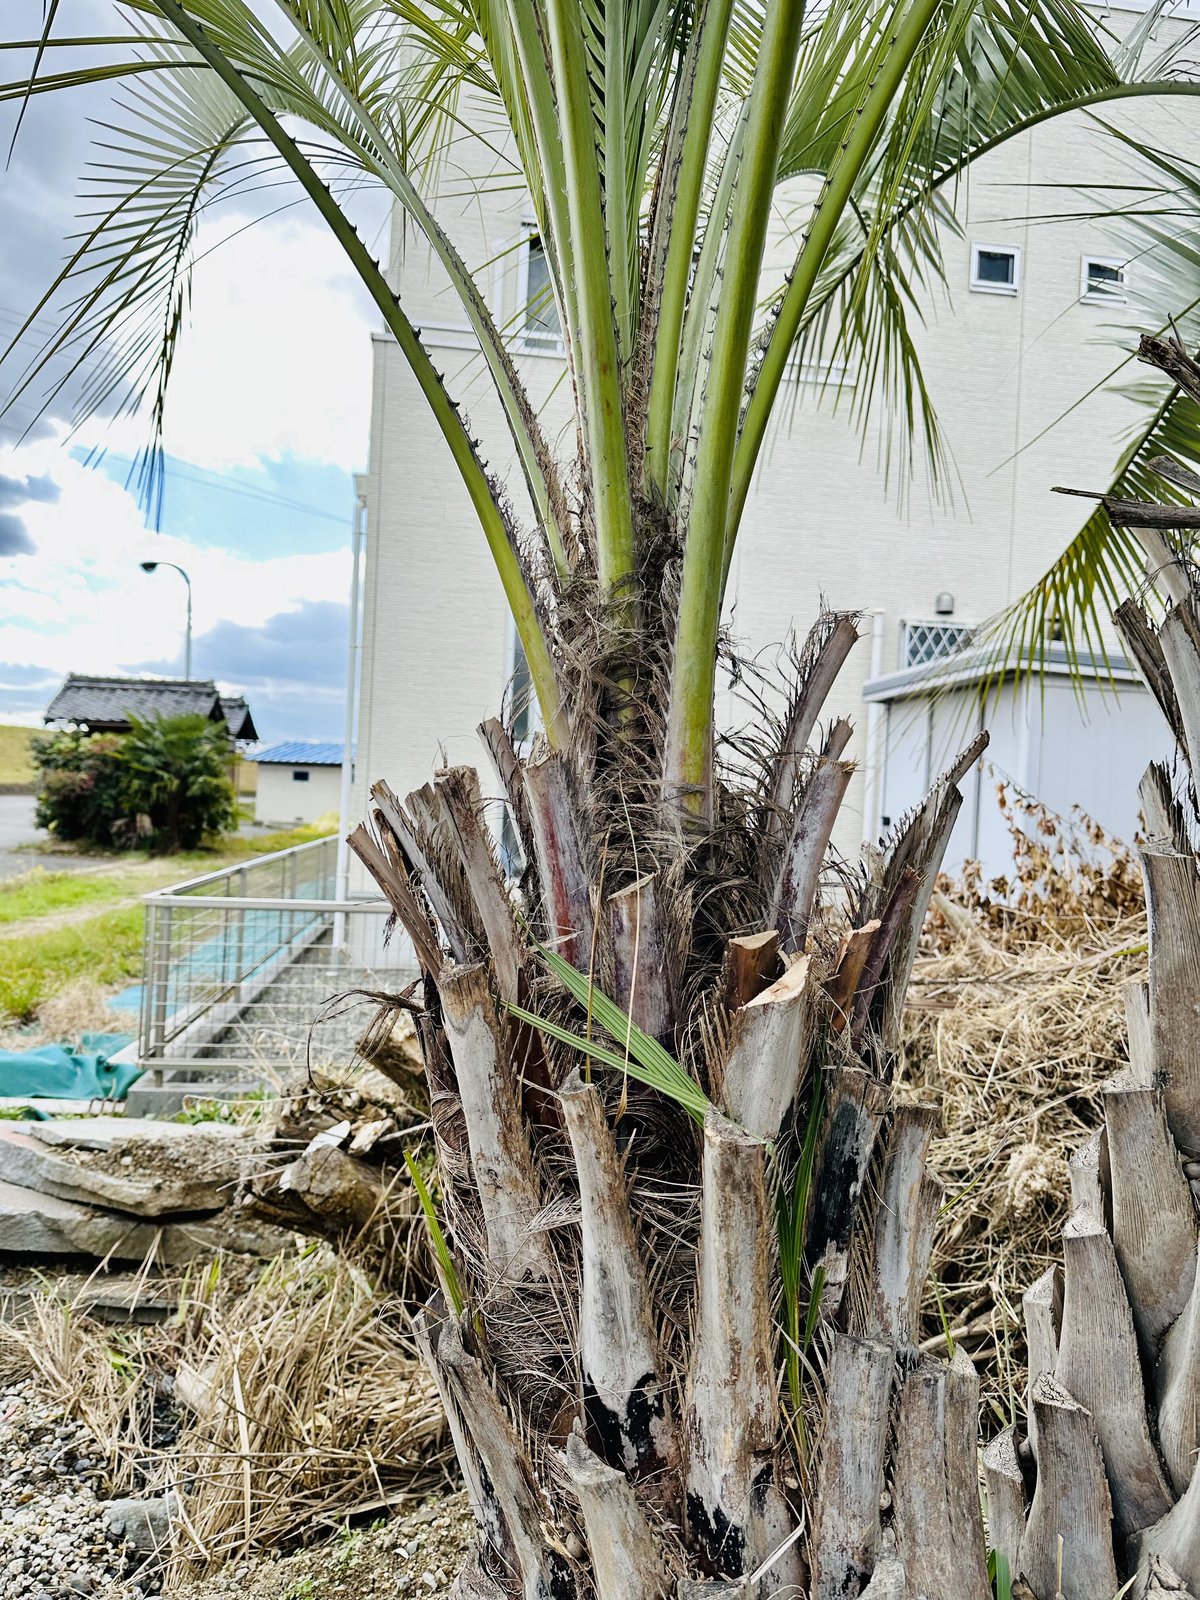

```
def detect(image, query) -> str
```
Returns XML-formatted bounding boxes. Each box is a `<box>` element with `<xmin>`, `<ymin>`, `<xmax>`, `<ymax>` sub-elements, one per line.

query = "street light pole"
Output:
<box><xmin>140</xmin><ymin>560</ymin><xmax>193</xmax><ymax>679</ymax></box>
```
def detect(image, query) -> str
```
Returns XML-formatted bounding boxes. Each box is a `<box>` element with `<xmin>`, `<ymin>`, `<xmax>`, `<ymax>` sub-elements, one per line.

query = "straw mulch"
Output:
<box><xmin>165</xmin><ymin>1252</ymin><xmax>450</xmax><ymax>1579</ymax></box>
<box><xmin>901</xmin><ymin>786</ymin><xmax>1147</xmax><ymax>1425</ymax></box>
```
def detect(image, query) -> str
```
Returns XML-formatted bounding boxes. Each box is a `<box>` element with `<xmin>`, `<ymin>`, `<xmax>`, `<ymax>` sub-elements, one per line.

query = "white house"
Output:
<box><xmin>347</xmin><ymin>6</ymin><xmax>1198</xmax><ymax>880</ymax></box>
<box><xmin>254</xmin><ymin>741</ymin><xmax>345</xmax><ymax>826</ymax></box>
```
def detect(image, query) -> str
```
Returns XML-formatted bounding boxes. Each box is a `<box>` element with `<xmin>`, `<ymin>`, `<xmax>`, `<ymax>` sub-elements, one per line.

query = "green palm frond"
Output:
<box><xmin>404</xmin><ymin>1150</ymin><xmax>466</xmax><ymax>1316</ymax></box>
<box><xmin>507</xmin><ymin>1000</ymin><xmax>712</xmax><ymax>1125</ymax></box>
<box><xmin>983</xmin><ymin>381</ymin><xmax>1200</xmax><ymax>688</ymax></box>
<box><xmin>11</xmin><ymin>0</ymin><xmax>1200</xmax><ymax>801</ymax></box>
<box><xmin>3</xmin><ymin>21</ymin><xmax>252</xmax><ymax>510</ymax></box>
<box><xmin>982</xmin><ymin>119</ymin><xmax>1200</xmax><ymax>688</ymax></box>
<box><xmin>519</xmin><ymin>933</ymin><xmax>713</xmax><ymax>1123</ymax></box>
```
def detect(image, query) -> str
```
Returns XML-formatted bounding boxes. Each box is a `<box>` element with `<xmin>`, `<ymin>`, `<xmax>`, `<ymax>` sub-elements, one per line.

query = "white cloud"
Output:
<box><xmin>0</xmin><ymin>435</ymin><xmax>351</xmax><ymax>689</ymax></box>
<box><xmin>0</xmin><ymin>197</ymin><xmax>375</xmax><ymax>721</ymax></box>
<box><xmin>84</xmin><ymin>207</ymin><xmax>378</xmax><ymax>474</ymax></box>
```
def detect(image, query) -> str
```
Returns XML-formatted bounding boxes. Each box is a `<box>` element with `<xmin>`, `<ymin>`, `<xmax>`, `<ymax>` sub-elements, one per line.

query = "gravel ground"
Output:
<box><xmin>0</xmin><ymin>1382</ymin><xmax>160</xmax><ymax>1600</ymax></box>
<box><xmin>0</xmin><ymin>1371</ymin><xmax>471</xmax><ymax>1600</ymax></box>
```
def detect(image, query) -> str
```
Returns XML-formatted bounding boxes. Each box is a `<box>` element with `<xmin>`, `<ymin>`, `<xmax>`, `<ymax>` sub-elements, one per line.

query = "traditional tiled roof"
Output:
<box><xmin>44</xmin><ymin>675</ymin><xmax>255</xmax><ymax>739</ymax></box>
<box><xmin>252</xmin><ymin>740</ymin><xmax>344</xmax><ymax>766</ymax></box>
<box><xmin>219</xmin><ymin>695</ymin><xmax>258</xmax><ymax>742</ymax></box>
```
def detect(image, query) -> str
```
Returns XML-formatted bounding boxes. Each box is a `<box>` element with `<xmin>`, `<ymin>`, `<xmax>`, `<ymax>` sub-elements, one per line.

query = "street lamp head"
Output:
<box><xmin>138</xmin><ymin>559</ymin><xmax>192</xmax><ymax>679</ymax></box>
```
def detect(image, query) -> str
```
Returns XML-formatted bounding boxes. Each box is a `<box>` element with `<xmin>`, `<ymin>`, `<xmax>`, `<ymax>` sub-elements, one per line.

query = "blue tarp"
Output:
<box><xmin>0</xmin><ymin>1032</ymin><xmax>140</xmax><ymax>1101</ymax></box>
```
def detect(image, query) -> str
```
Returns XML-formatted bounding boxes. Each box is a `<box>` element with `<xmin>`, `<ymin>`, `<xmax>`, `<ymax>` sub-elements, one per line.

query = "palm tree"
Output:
<box><xmin>6</xmin><ymin>4</ymin><xmax>1200</xmax><ymax>1594</ymax></box>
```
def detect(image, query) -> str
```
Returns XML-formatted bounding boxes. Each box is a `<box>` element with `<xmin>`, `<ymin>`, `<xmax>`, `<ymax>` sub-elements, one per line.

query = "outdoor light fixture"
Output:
<box><xmin>140</xmin><ymin>560</ymin><xmax>193</xmax><ymax>680</ymax></box>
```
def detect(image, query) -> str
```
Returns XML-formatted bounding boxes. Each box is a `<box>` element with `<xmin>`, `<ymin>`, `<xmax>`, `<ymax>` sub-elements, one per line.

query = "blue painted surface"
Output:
<box><xmin>253</xmin><ymin>740</ymin><xmax>344</xmax><ymax>766</ymax></box>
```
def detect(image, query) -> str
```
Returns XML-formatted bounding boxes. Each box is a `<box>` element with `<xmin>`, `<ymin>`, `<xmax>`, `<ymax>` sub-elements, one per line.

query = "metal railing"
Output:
<box><xmin>136</xmin><ymin>836</ymin><xmax>415</xmax><ymax>1081</ymax></box>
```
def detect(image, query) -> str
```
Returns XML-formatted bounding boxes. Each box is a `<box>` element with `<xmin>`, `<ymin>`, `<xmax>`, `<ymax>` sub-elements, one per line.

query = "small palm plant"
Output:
<box><xmin>118</xmin><ymin>711</ymin><xmax>236</xmax><ymax>850</ymax></box>
<box><xmin>8</xmin><ymin>3</ymin><xmax>1200</xmax><ymax>1594</ymax></box>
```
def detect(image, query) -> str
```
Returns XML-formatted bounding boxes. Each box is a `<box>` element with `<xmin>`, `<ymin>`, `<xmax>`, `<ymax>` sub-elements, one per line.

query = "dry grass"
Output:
<box><xmin>0</xmin><ymin>976</ymin><xmax>130</xmax><ymax>1054</ymax></box>
<box><xmin>0</xmin><ymin>1273</ymin><xmax>180</xmax><ymax>1493</ymax></box>
<box><xmin>0</xmin><ymin>1246</ymin><xmax>451</xmax><ymax>1578</ymax></box>
<box><xmin>902</xmin><ymin>787</ymin><xmax>1147</xmax><ymax>1425</ymax></box>
<box><xmin>0</xmin><ymin>723</ymin><xmax>36</xmax><ymax>785</ymax></box>
<box><xmin>167</xmin><ymin>1253</ymin><xmax>448</xmax><ymax>1578</ymax></box>
<box><xmin>32</xmin><ymin>976</ymin><xmax>129</xmax><ymax>1040</ymax></box>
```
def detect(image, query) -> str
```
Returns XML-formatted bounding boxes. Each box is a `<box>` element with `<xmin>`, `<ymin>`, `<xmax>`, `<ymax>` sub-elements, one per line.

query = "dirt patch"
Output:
<box><xmin>165</xmin><ymin>1492</ymin><xmax>473</xmax><ymax>1600</ymax></box>
<box><xmin>60</xmin><ymin>1127</ymin><xmax>251</xmax><ymax>1193</ymax></box>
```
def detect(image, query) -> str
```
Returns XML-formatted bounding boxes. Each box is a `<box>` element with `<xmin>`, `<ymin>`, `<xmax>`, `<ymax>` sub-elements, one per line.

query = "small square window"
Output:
<box><xmin>1081</xmin><ymin>256</ymin><xmax>1127</xmax><ymax>305</ymax></box>
<box><xmin>292</xmin><ymin>769</ymin><xmax>310</xmax><ymax>782</ymax></box>
<box><xmin>902</xmin><ymin>620</ymin><xmax>970</xmax><ymax>668</ymax></box>
<box><xmin>970</xmin><ymin>244</ymin><xmax>1020</xmax><ymax>295</ymax></box>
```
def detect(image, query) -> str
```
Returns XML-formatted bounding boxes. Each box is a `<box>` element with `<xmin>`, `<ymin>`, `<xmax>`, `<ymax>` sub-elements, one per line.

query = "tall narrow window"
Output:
<box><xmin>523</xmin><ymin>235</ymin><xmax>562</xmax><ymax>348</ymax></box>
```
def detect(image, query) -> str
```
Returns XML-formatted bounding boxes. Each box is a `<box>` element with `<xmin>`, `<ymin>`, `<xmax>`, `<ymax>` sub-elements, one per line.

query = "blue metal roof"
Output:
<box><xmin>253</xmin><ymin>740</ymin><xmax>344</xmax><ymax>766</ymax></box>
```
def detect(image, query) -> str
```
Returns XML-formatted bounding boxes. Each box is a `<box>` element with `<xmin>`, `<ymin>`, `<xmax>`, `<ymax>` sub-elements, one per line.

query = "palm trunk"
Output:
<box><xmin>348</xmin><ymin>464</ymin><xmax>1200</xmax><ymax>1595</ymax></box>
<box><xmin>349</xmin><ymin>611</ymin><xmax>1003</xmax><ymax>1597</ymax></box>
<box><xmin>997</xmin><ymin>335</ymin><xmax>1200</xmax><ymax>1600</ymax></box>
<box><xmin>337</xmin><ymin>340</ymin><xmax>1200</xmax><ymax>1600</ymax></box>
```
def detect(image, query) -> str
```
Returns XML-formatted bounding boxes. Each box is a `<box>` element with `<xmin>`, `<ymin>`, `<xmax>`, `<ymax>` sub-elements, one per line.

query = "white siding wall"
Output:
<box><xmin>256</xmin><ymin>763</ymin><xmax>343</xmax><ymax>825</ymax></box>
<box><xmin>352</xmin><ymin>13</ymin><xmax>1197</xmax><ymax>862</ymax></box>
<box><xmin>876</xmin><ymin>675</ymin><xmax>1171</xmax><ymax>879</ymax></box>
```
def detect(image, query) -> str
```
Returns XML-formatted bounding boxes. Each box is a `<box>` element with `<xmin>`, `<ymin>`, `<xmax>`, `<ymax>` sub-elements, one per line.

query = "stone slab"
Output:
<box><xmin>23</xmin><ymin>1116</ymin><xmax>243</xmax><ymax>1153</ymax></box>
<box><xmin>0</xmin><ymin>1126</ymin><xmax>240</xmax><ymax>1216</ymax></box>
<box><xmin>0</xmin><ymin>1274</ymin><xmax>178</xmax><ymax>1325</ymax></box>
<box><xmin>0</xmin><ymin>1179</ymin><xmax>287</xmax><ymax>1263</ymax></box>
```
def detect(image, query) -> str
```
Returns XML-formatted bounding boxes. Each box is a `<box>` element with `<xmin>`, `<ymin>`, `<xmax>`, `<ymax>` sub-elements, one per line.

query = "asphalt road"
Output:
<box><xmin>0</xmin><ymin>796</ymin><xmax>297</xmax><ymax>884</ymax></box>
<box><xmin>0</xmin><ymin>795</ymin><xmax>104</xmax><ymax>881</ymax></box>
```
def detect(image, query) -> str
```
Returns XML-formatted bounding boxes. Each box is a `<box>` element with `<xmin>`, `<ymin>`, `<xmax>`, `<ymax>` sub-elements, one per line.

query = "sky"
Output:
<box><xmin>0</xmin><ymin>2</ymin><xmax>387</xmax><ymax>742</ymax></box>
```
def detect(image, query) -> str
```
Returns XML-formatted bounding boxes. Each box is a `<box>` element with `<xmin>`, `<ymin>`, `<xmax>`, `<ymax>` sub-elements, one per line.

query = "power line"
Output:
<box><xmin>104</xmin><ymin>454</ymin><xmax>353</xmax><ymax>525</ymax></box>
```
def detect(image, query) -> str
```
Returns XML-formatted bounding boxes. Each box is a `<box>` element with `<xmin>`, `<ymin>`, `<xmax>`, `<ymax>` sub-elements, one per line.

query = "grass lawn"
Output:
<box><xmin>0</xmin><ymin>724</ymin><xmax>35</xmax><ymax>786</ymax></box>
<box><xmin>0</xmin><ymin>905</ymin><xmax>145</xmax><ymax>1021</ymax></box>
<box><xmin>0</xmin><ymin>819</ymin><xmax>336</xmax><ymax>1021</ymax></box>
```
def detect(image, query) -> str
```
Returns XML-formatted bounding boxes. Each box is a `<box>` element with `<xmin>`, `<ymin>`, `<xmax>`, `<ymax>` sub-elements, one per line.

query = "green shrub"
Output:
<box><xmin>32</xmin><ymin>715</ymin><xmax>237</xmax><ymax>853</ymax></box>
<box><xmin>32</xmin><ymin>729</ymin><xmax>130</xmax><ymax>845</ymax></box>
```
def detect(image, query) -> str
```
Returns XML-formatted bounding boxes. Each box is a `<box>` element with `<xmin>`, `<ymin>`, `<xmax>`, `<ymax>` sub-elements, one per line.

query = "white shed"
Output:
<box><xmin>253</xmin><ymin>741</ymin><xmax>345</xmax><ymax>826</ymax></box>
<box><xmin>863</xmin><ymin>646</ymin><xmax>1171</xmax><ymax>881</ymax></box>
